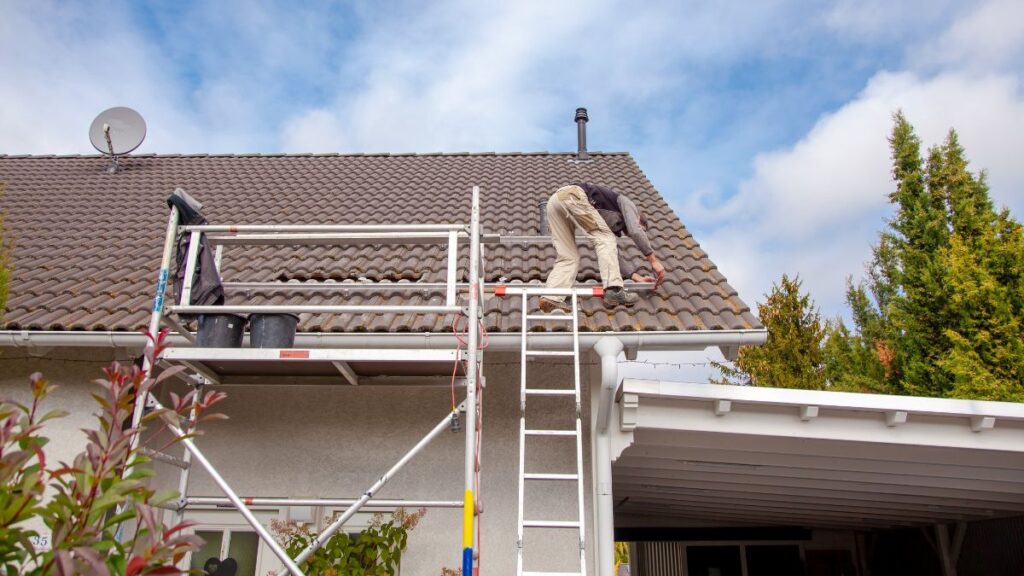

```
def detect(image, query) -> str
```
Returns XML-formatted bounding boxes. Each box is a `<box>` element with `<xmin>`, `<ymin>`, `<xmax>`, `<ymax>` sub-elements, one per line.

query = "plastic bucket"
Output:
<box><xmin>197</xmin><ymin>314</ymin><xmax>246</xmax><ymax>348</ymax></box>
<box><xmin>249</xmin><ymin>313</ymin><xmax>300</xmax><ymax>348</ymax></box>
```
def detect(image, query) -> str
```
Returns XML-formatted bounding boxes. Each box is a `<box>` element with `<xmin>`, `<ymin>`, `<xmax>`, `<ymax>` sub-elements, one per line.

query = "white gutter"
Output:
<box><xmin>593</xmin><ymin>336</ymin><xmax>624</xmax><ymax>576</ymax></box>
<box><xmin>0</xmin><ymin>329</ymin><xmax>766</xmax><ymax>352</ymax></box>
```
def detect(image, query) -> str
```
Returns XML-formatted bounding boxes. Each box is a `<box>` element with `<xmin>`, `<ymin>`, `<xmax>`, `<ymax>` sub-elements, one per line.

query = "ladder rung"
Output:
<box><xmin>525</xmin><ymin>429</ymin><xmax>578</xmax><ymax>436</ymax></box>
<box><xmin>523</xmin><ymin>520</ymin><xmax>580</xmax><ymax>528</ymax></box>
<box><xmin>524</xmin><ymin>473</ymin><xmax>579</xmax><ymax>481</ymax></box>
<box><xmin>525</xmin><ymin>314</ymin><xmax>576</xmax><ymax>321</ymax></box>
<box><xmin>525</xmin><ymin>350</ymin><xmax>575</xmax><ymax>357</ymax></box>
<box><xmin>497</xmin><ymin>285</ymin><xmax>602</xmax><ymax>296</ymax></box>
<box><xmin>524</xmin><ymin>389</ymin><xmax>575</xmax><ymax>396</ymax></box>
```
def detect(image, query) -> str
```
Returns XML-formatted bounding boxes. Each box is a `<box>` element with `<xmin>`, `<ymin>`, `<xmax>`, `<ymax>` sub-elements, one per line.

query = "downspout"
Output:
<box><xmin>593</xmin><ymin>336</ymin><xmax>624</xmax><ymax>576</ymax></box>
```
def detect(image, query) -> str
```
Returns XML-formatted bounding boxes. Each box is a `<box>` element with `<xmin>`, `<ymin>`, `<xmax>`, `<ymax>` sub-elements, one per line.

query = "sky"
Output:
<box><xmin>2</xmin><ymin>0</ymin><xmax>1024</xmax><ymax>380</ymax></box>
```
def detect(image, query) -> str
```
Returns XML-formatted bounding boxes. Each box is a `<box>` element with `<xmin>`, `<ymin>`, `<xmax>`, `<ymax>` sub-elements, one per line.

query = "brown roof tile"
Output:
<box><xmin>0</xmin><ymin>153</ymin><xmax>761</xmax><ymax>333</ymax></box>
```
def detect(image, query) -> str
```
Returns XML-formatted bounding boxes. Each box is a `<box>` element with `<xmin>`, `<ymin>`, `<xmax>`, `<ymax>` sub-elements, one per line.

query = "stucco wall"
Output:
<box><xmin>0</xmin><ymin>347</ymin><xmax>136</xmax><ymax>541</ymax></box>
<box><xmin>1</xmin><ymin>347</ymin><xmax>599</xmax><ymax>576</ymax></box>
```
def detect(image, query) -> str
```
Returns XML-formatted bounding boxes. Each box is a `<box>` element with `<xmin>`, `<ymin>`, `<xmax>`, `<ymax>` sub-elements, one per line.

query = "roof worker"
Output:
<box><xmin>540</xmin><ymin>182</ymin><xmax>666</xmax><ymax>313</ymax></box>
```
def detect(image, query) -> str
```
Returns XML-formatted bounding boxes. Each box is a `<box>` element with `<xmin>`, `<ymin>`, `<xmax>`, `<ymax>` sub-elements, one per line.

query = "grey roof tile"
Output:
<box><xmin>0</xmin><ymin>153</ymin><xmax>761</xmax><ymax>333</ymax></box>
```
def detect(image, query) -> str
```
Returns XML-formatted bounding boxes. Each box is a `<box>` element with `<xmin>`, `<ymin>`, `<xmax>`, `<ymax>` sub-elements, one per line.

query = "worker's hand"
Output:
<box><xmin>650</xmin><ymin>258</ymin><xmax>666</xmax><ymax>290</ymax></box>
<box><xmin>631</xmin><ymin>273</ymin><xmax>656</xmax><ymax>283</ymax></box>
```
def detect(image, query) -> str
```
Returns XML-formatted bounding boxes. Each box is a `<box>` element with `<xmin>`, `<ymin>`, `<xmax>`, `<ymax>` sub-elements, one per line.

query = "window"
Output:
<box><xmin>182</xmin><ymin>505</ymin><xmax>383</xmax><ymax>575</ymax></box>
<box><xmin>184</xmin><ymin>509</ymin><xmax>279</xmax><ymax>575</ymax></box>
<box><xmin>190</xmin><ymin>529</ymin><xmax>259</xmax><ymax>576</ymax></box>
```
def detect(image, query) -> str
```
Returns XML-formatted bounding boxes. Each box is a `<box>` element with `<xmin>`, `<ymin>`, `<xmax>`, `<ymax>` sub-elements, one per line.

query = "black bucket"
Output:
<box><xmin>197</xmin><ymin>314</ymin><xmax>246</xmax><ymax>348</ymax></box>
<box><xmin>249</xmin><ymin>313</ymin><xmax>300</xmax><ymax>348</ymax></box>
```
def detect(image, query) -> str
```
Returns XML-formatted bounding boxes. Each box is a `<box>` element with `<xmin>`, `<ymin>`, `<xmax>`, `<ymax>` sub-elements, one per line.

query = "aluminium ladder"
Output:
<box><xmin>499</xmin><ymin>285</ymin><xmax>602</xmax><ymax>576</ymax></box>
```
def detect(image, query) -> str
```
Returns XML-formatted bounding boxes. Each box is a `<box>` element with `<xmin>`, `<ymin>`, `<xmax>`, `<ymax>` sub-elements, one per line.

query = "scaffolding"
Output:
<box><xmin>135</xmin><ymin>187</ymin><xmax>488</xmax><ymax>576</ymax></box>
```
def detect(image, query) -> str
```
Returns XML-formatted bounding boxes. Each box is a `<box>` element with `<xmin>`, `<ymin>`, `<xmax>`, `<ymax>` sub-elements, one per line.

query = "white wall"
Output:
<box><xmin>1</xmin><ymin>348</ymin><xmax>599</xmax><ymax>576</ymax></box>
<box><xmin>0</xmin><ymin>347</ymin><xmax>136</xmax><ymax>545</ymax></box>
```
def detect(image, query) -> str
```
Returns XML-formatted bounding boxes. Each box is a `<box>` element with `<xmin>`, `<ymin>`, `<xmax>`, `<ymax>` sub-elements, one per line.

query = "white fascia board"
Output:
<box><xmin>620</xmin><ymin>379</ymin><xmax>1024</xmax><ymax>421</ymax></box>
<box><xmin>619</xmin><ymin>382</ymin><xmax>1024</xmax><ymax>455</ymax></box>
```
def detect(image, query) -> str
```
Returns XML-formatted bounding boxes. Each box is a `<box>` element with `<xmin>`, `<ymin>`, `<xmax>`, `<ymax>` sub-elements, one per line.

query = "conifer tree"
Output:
<box><xmin>715</xmin><ymin>274</ymin><xmax>826</xmax><ymax>389</ymax></box>
<box><xmin>828</xmin><ymin>113</ymin><xmax>1024</xmax><ymax>401</ymax></box>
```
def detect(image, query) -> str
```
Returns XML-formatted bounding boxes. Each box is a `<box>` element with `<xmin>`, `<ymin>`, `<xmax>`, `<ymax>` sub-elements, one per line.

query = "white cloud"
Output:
<box><xmin>701</xmin><ymin>70</ymin><xmax>1024</xmax><ymax>319</ymax></box>
<box><xmin>717</xmin><ymin>0</ymin><xmax>1024</xmax><ymax>321</ymax></box>
<box><xmin>0</xmin><ymin>2</ymin><xmax>205</xmax><ymax>154</ymax></box>
<box><xmin>282</xmin><ymin>1</ymin><xmax>584</xmax><ymax>152</ymax></box>
<box><xmin>279</xmin><ymin>0</ymin><xmax>828</xmax><ymax>153</ymax></box>
<box><xmin>911</xmin><ymin>0</ymin><xmax>1024</xmax><ymax>72</ymax></box>
<box><xmin>823</xmin><ymin>0</ymin><xmax>962</xmax><ymax>43</ymax></box>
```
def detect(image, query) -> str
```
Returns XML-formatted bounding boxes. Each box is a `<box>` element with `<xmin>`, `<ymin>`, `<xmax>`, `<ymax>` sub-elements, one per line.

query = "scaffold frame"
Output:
<box><xmin>134</xmin><ymin>186</ymin><xmax>488</xmax><ymax>576</ymax></box>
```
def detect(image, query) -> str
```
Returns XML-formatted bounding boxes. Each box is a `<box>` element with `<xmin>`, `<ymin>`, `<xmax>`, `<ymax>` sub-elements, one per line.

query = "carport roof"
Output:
<box><xmin>612</xmin><ymin>379</ymin><xmax>1024</xmax><ymax>531</ymax></box>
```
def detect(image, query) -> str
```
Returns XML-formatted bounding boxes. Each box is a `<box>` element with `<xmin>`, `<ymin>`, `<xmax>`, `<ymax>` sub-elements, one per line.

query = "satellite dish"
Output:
<box><xmin>89</xmin><ymin>107</ymin><xmax>146</xmax><ymax>172</ymax></box>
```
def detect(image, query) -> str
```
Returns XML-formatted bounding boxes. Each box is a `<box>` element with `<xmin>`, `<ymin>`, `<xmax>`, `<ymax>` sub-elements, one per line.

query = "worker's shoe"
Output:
<box><xmin>603</xmin><ymin>287</ymin><xmax>639</xmax><ymax>307</ymax></box>
<box><xmin>539</xmin><ymin>297</ymin><xmax>573</xmax><ymax>314</ymax></box>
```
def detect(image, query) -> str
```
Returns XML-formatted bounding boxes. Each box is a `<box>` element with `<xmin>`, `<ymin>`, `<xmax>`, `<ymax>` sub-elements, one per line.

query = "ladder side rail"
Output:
<box><xmin>473</xmin><ymin>239</ymin><xmax>486</xmax><ymax>560</ymax></box>
<box><xmin>179</xmin><ymin>230</ymin><xmax>203</xmax><ymax>307</ymax></box>
<box><xmin>131</xmin><ymin>205</ymin><xmax>180</xmax><ymax>452</ymax></box>
<box><xmin>517</xmin><ymin>290</ymin><xmax>528</xmax><ymax>576</ymax></box>
<box><xmin>572</xmin><ymin>292</ymin><xmax>588</xmax><ymax>576</ymax></box>
<box><xmin>173</xmin><ymin>381</ymin><xmax>203</xmax><ymax>525</ymax></box>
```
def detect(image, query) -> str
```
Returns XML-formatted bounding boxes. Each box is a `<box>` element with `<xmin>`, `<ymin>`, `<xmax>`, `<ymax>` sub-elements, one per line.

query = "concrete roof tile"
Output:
<box><xmin>0</xmin><ymin>153</ymin><xmax>761</xmax><ymax>333</ymax></box>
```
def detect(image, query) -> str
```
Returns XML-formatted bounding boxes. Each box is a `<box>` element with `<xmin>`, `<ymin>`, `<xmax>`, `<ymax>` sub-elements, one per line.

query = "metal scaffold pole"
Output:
<box><xmin>145</xmin><ymin>186</ymin><xmax>489</xmax><ymax>576</ymax></box>
<box><xmin>463</xmin><ymin>185</ymin><xmax>481</xmax><ymax>576</ymax></box>
<box><xmin>131</xmin><ymin>205</ymin><xmax>179</xmax><ymax>445</ymax></box>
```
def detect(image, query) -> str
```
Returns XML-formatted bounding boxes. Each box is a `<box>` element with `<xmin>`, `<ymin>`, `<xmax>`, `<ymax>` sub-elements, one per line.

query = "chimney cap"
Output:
<box><xmin>575</xmin><ymin>108</ymin><xmax>589</xmax><ymax>122</ymax></box>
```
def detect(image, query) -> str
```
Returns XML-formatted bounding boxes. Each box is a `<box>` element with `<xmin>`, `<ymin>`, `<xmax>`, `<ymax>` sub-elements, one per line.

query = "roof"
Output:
<box><xmin>0</xmin><ymin>152</ymin><xmax>761</xmax><ymax>335</ymax></box>
<box><xmin>613</xmin><ymin>379</ymin><xmax>1024</xmax><ymax>530</ymax></box>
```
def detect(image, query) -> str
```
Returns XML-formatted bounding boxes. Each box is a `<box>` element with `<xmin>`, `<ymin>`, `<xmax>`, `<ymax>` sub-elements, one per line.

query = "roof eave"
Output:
<box><xmin>0</xmin><ymin>329</ymin><xmax>767</xmax><ymax>355</ymax></box>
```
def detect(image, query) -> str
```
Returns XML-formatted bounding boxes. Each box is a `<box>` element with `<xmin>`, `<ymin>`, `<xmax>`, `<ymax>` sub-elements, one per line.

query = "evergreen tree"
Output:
<box><xmin>821</xmin><ymin>282</ymin><xmax>892</xmax><ymax>394</ymax></box>
<box><xmin>828</xmin><ymin>113</ymin><xmax>1024</xmax><ymax>401</ymax></box>
<box><xmin>715</xmin><ymin>274</ymin><xmax>826</xmax><ymax>390</ymax></box>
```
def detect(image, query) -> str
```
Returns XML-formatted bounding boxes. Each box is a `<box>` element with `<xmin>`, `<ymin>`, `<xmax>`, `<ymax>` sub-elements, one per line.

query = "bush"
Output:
<box><xmin>0</xmin><ymin>330</ymin><xmax>226</xmax><ymax>575</ymax></box>
<box><xmin>270</xmin><ymin>507</ymin><xmax>426</xmax><ymax>576</ymax></box>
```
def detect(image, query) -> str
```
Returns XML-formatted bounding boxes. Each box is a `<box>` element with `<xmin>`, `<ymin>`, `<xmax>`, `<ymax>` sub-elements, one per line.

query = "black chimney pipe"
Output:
<box><xmin>575</xmin><ymin>107</ymin><xmax>589</xmax><ymax>161</ymax></box>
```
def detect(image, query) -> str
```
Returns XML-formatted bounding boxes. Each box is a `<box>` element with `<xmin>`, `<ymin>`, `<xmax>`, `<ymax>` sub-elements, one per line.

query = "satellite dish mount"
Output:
<box><xmin>89</xmin><ymin>107</ymin><xmax>146</xmax><ymax>174</ymax></box>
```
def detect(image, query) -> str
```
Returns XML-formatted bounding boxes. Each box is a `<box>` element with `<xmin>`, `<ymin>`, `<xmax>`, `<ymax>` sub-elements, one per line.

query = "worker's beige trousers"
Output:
<box><xmin>544</xmin><ymin>185</ymin><xmax>624</xmax><ymax>301</ymax></box>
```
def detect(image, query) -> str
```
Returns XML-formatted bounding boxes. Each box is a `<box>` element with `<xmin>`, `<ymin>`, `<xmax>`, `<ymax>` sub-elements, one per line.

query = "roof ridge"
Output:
<box><xmin>0</xmin><ymin>151</ymin><xmax>631</xmax><ymax>159</ymax></box>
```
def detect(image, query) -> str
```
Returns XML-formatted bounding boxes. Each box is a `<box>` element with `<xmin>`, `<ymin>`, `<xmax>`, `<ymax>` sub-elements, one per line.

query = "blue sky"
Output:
<box><xmin>3</xmin><ymin>1</ymin><xmax>1024</xmax><ymax>378</ymax></box>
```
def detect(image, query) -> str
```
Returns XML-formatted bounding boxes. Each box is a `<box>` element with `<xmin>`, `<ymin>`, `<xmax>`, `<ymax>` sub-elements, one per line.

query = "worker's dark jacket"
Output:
<box><xmin>167</xmin><ymin>193</ymin><xmax>224</xmax><ymax>317</ymax></box>
<box><xmin>576</xmin><ymin>182</ymin><xmax>654</xmax><ymax>277</ymax></box>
